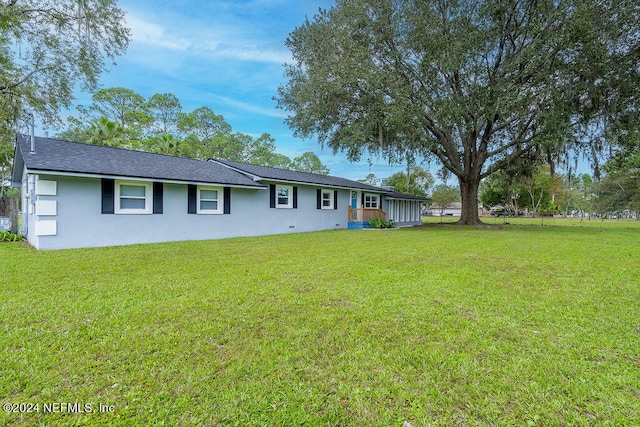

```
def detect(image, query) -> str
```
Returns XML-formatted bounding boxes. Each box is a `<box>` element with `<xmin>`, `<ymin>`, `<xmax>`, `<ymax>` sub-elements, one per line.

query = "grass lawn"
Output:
<box><xmin>1</xmin><ymin>222</ymin><xmax>639</xmax><ymax>426</ymax></box>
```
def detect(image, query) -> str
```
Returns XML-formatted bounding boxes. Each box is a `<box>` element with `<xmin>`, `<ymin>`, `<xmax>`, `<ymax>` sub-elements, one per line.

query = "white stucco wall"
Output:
<box><xmin>25</xmin><ymin>174</ymin><xmax>352</xmax><ymax>250</ymax></box>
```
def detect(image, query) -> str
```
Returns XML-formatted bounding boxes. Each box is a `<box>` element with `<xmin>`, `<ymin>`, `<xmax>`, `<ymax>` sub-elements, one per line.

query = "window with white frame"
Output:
<box><xmin>115</xmin><ymin>181</ymin><xmax>152</xmax><ymax>214</ymax></box>
<box><xmin>321</xmin><ymin>189</ymin><xmax>333</xmax><ymax>209</ymax></box>
<box><xmin>276</xmin><ymin>185</ymin><xmax>293</xmax><ymax>208</ymax></box>
<box><xmin>197</xmin><ymin>186</ymin><xmax>223</xmax><ymax>214</ymax></box>
<box><xmin>364</xmin><ymin>193</ymin><xmax>379</xmax><ymax>209</ymax></box>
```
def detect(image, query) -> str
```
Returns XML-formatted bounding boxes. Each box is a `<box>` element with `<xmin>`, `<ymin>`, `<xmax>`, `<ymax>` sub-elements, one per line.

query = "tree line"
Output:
<box><xmin>477</xmin><ymin>144</ymin><xmax>639</xmax><ymax>219</ymax></box>
<box><xmin>56</xmin><ymin>87</ymin><xmax>330</xmax><ymax>174</ymax></box>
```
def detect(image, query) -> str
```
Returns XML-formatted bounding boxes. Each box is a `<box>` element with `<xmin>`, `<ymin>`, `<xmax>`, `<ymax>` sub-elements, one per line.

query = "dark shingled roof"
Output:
<box><xmin>385</xmin><ymin>191</ymin><xmax>429</xmax><ymax>201</ymax></box>
<box><xmin>15</xmin><ymin>135</ymin><xmax>264</xmax><ymax>188</ymax></box>
<box><xmin>12</xmin><ymin>135</ymin><xmax>428</xmax><ymax>202</ymax></box>
<box><xmin>210</xmin><ymin>158</ymin><xmax>386</xmax><ymax>192</ymax></box>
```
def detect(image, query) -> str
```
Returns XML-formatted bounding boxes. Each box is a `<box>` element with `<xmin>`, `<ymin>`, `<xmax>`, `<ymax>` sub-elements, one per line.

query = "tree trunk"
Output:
<box><xmin>0</xmin><ymin>196</ymin><xmax>20</xmax><ymax>235</ymax></box>
<box><xmin>457</xmin><ymin>177</ymin><xmax>482</xmax><ymax>225</ymax></box>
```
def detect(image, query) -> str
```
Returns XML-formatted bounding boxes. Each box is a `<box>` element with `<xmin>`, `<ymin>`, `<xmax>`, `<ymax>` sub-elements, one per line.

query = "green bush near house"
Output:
<box><xmin>0</xmin><ymin>231</ymin><xmax>24</xmax><ymax>242</ymax></box>
<box><xmin>1</xmin><ymin>222</ymin><xmax>639</xmax><ymax>426</ymax></box>
<box><xmin>369</xmin><ymin>218</ymin><xmax>396</xmax><ymax>228</ymax></box>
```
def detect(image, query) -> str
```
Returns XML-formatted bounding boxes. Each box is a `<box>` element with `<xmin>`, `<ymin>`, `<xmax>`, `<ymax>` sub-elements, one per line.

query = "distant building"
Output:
<box><xmin>426</xmin><ymin>201</ymin><xmax>484</xmax><ymax>217</ymax></box>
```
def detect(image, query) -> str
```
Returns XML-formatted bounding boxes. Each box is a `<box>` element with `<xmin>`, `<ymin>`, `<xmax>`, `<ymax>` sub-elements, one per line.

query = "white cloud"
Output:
<box><xmin>125</xmin><ymin>11</ymin><xmax>290</xmax><ymax>64</ymax></box>
<box><xmin>202</xmin><ymin>43</ymin><xmax>291</xmax><ymax>64</ymax></box>
<box><xmin>125</xmin><ymin>13</ymin><xmax>192</xmax><ymax>51</ymax></box>
<box><xmin>212</xmin><ymin>94</ymin><xmax>287</xmax><ymax>119</ymax></box>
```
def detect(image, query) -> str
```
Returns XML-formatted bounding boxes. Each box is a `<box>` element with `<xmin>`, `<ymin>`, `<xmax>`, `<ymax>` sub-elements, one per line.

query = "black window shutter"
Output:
<box><xmin>361</xmin><ymin>193</ymin><xmax>365</xmax><ymax>207</ymax></box>
<box><xmin>153</xmin><ymin>182</ymin><xmax>163</xmax><ymax>214</ymax></box>
<box><xmin>269</xmin><ymin>184</ymin><xmax>276</xmax><ymax>208</ymax></box>
<box><xmin>187</xmin><ymin>184</ymin><xmax>197</xmax><ymax>214</ymax></box>
<box><xmin>316</xmin><ymin>189</ymin><xmax>321</xmax><ymax>209</ymax></box>
<box><xmin>334</xmin><ymin>190</ymin><xmax>338</xmax><ymax>210</ymax></box>
<box><xmin>101</xmin><ymin>178</ymin><xmax>114</xmax><ymax>214</ymax></box>
<box><xmin>223</xmin><ymin>187</ymin><xmax>231</xmax><ymax>214</ymax></box>
<box><xmin>293</xmin><ymin>186</ymin><xmax>298</xmax><ymax>209</ymax></box>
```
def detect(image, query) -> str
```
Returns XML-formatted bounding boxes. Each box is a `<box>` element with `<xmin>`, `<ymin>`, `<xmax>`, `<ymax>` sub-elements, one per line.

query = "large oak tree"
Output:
<box><xmin>0</xmin><ymin>0</ymin><xmax>130</xmax><ymax>132</ymax></box>
<box><xmin>277</xmin><ymin>0</ymin><xmax>640</xmax><ymax>224</ymax></box>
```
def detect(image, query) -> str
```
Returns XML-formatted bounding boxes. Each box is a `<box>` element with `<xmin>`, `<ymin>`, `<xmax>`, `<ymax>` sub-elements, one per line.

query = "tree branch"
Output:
<box><xmin>0</xmin><ymin>68</ymin><xmax>41</xmax><ymax>93</ymax></box>
<box><xmin>482</xmin><ymin>143</ymin><xmax>537</xmax><ymax>179</ymax></box>
<box><xmin>486</xmin><ymin>110</ymin><xmax>538</xmax><ymax>159</ymax></box>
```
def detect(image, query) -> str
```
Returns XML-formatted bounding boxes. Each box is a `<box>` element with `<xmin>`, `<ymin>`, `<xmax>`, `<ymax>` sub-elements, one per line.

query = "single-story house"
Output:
<box><xmin>11</xmin><ymin>134</ymin><xmax>426</xmax><ymax>249</ymax></box>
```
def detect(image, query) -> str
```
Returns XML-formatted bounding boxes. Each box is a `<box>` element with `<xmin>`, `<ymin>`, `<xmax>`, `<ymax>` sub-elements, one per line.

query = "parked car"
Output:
<box><xmin>490</xmin><ymin>207</ymin><xmax>522</xmax><ymax>217</ymax></box>
<box><xmin>491</xmin><ymin>207</ymin><xmax>511</xmax><ymax>216</ymax></box>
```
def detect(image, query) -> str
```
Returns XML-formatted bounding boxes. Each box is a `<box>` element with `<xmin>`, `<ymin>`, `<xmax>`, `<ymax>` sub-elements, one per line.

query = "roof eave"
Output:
<box><xmin>385</xmin><ymin>196</ymin><xmax>428</xmax><ymax>201</ymax></box>
<box><xmin>259</xmin><ymin>178</ymin><xmax>388</xmax><ymax>192</ymax></box>
<box><xmin>23</xmin><ymin>168</ymin><xmax>266</xmax><ymax>189</ymax></box>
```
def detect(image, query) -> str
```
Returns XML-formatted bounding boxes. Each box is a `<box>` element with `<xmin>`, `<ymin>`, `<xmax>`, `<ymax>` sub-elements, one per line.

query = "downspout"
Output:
<box><xmin>21</xmin><ymin>174</ymin><xmax>34</xmax><ymax>238</ymax></box>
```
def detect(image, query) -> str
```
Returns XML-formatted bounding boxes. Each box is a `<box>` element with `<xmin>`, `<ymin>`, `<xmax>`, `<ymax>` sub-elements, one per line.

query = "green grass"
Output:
<box><xmin>1</xmin><ymin>222</ymin><xmax>639</xmax><ymax>426</ymax></box>
<box><xmin>424</xmin><ymin>214</ymin><xmax>640</xmax><ymax>228</ymax></box>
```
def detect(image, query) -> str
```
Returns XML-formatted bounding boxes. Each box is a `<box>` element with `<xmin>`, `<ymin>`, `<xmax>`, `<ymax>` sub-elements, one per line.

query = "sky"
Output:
<box><xmin>65</xmin><ymin>0</ymin><xmax>417</xmax><ymax>182</ymax></box>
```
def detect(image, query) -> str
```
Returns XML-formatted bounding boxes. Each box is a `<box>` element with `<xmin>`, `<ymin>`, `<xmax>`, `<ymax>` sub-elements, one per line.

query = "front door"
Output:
<box><xmin>351</xmin><ymin>191</ymin><xmax>359</xmax><ymax>209</ymax></box>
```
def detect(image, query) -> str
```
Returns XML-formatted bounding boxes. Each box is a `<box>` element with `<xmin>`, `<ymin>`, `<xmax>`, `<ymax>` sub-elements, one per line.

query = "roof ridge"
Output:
<box><xmin>212</xmin><ymin>157</ymin><xmax>329</xmax><ymax>176</ymax></box>
<box><xmin>211</xmin><ymin>157</ymin><xmax>382</xmax><ymax>187</ymax></box>
<box><xmin>19</xmin><ymin>134</ymin><xmax>210</xmax><ymax>164</ymax></box>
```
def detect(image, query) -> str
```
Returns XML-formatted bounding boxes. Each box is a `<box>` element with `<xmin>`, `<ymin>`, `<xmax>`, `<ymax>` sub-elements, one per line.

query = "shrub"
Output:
<box><xmin>368</xmin><ymin>219</ymin><xmax>396</xmax><ymax>229</ymax></box>
<box><xmin>0</xmin><ymin>231</ymin><xmax>24</xmax><ymax>242</ymax></box>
